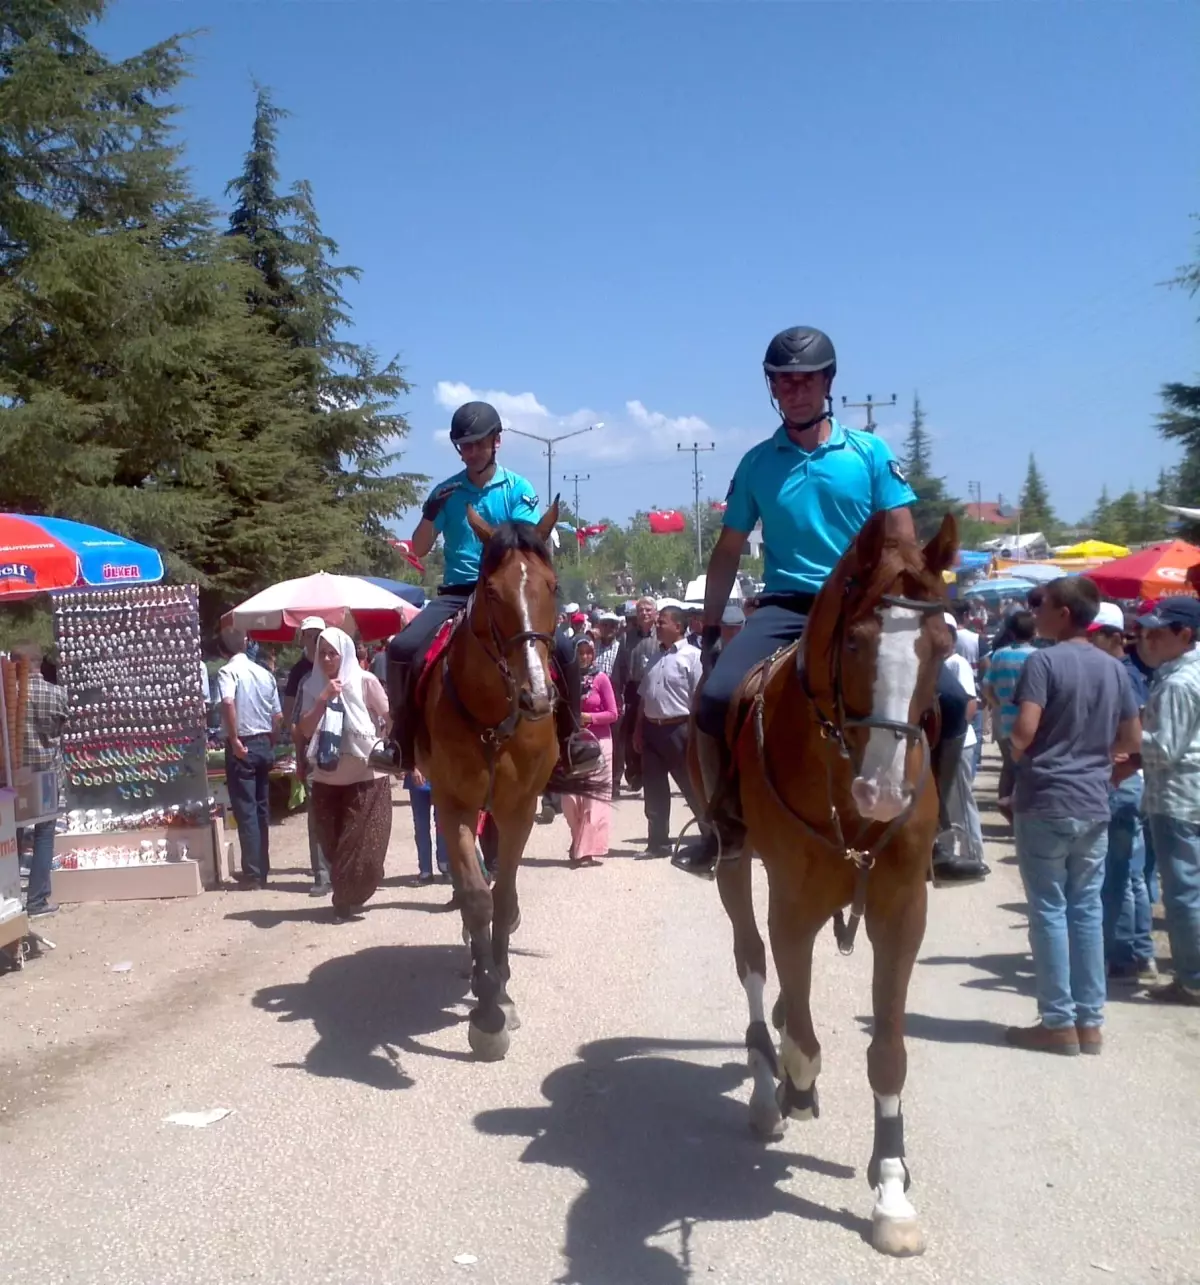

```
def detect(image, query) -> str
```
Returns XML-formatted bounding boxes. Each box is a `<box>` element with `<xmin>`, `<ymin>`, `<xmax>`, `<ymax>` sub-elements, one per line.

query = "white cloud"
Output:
<box><xmin>432</xmin><ymin>380</ymin><xmax>722</xmax><ymax>462</ymax></box>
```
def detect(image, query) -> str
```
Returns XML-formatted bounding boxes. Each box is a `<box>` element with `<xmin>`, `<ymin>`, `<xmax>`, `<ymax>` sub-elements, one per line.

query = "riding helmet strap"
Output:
<box><xmin>867</xmin><ymin>1102</ymin><xmax>911</xmax><ymax>1192</ymax></box>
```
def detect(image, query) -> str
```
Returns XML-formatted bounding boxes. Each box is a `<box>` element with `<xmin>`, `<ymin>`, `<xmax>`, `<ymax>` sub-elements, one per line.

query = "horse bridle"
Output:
<box><xmin>757</xmin><ymin>584</ymin><xmax>947</xmax><ymax>955</ymax></box>
<box><xmin>440</xmin><ymin>580</ymin><xmax>558</xmax><ymax>811</ymax></box>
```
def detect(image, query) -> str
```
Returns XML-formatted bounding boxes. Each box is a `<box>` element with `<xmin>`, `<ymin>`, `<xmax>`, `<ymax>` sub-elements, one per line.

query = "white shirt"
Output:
<box><xmin>639</xmin><ymin>640</ymin><xmax>702</xmax><ymax>720</ymax></box>
<box><xmin>216</xmin><ymin>652</ymin><xmax>281</xmax><ymax>737</ymax></box>
<box><xmin>944</xmin><ymin>652</ymin><xmax>978</xmax><ymax>749</ymax></box>
<box><xmin>955</xmin><ymin>628</ymin><xmax>980</xmax><ymax>672</ymax></box>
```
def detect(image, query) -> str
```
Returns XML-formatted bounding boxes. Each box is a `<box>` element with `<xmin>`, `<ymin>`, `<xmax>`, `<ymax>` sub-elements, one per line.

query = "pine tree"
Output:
<box><xmin>1092</xmin><ymin>486</ymin><xmax>1113</xmax><ymax>539</ymax></box>
<box><xmin>1158</xmin><ymin>218</ymin><xmax>1200</xmax><ymax>541</ymax></box>
<box><xmin>901</xmin><ymin>393</ymin><xmax>933</xmax><ymax>479</ymax></box>
<box><xmin>897</xmin><ymin>392</ymin><xmax>959</xmax><ymax>541</ymax></box>
<box><xmin>1018</xmin><ymin>454</ymin><xmax>1058</xmax><ymax>540</ymax></box>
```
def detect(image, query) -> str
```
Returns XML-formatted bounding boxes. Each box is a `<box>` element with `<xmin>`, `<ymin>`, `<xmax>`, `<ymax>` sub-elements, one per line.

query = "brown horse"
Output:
<box><xmin>698</xmin><ymin>510</ymin><xmax>956</xmax><ymax>1256</ymax></box>
<box><xmin>419</xmin><ymin>501</ymin><xmax>564</xmax><ymax>1060</ymax></box>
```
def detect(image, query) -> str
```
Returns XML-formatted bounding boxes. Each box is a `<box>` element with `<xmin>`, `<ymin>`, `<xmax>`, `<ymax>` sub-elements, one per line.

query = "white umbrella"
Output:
<box><xmin>225</xmin><ymin>572</ymin><xmax>421</xmax><ymax>642</ymax></box>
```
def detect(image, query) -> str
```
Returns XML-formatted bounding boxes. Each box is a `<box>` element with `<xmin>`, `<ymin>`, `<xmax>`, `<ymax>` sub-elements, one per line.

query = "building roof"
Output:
<box><xmin>965</xmin><ymin>501</ymin><xmax>1019</xmax><ymax>525</ymax></box>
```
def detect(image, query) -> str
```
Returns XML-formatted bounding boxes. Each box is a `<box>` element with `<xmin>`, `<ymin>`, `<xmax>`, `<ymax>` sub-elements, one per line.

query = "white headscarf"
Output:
<box><xmin>305</xmin><ymin>627</ymin><xmax>378</xmax><ymax>763</ymax></box>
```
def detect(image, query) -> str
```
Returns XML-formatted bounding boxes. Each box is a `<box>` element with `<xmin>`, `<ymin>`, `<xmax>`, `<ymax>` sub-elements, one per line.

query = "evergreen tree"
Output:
<box><xmin>1158</xmin><ymin>218</ymin><xmax>1200</xmax><ymax>541</ymax></box>
<box><xmin>898</xmin><ymin>392</ymin><xmax>959</xmax><ymax>541</ymax></box>
<box><xmin>1092</xmin><ymin>485</ymin><xmax>1113</xmax><ymax>538</ymax></box>
<box><xmin>1018</xmin><ymin>454</ymin><xmax>1058</xmax><ymax>539</ymax></box>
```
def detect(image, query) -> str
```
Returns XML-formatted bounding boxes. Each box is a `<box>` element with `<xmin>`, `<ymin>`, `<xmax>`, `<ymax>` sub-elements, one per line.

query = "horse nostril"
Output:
<box><xmin>519</xmin><ymin>690</ymin><xmax>536</xmax><ymax>712</ymax></box>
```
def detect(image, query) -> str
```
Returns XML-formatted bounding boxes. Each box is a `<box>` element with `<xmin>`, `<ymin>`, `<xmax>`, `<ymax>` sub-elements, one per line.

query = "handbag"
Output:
<box><xmin>315</xmin><ymin>696</ymin><xmax>344</xmax><ymax>772</ymax></box>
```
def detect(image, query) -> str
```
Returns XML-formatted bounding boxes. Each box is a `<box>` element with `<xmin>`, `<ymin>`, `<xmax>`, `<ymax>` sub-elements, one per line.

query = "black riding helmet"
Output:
<box><xmin>449</xmin><ymin>400</ymin><xmax>503</xmax><ymax>445</ymax></box>
<box><xmin>763</xmin><ymin>327</ymin><xmax>837</xmax><ymax>380</ymax></box>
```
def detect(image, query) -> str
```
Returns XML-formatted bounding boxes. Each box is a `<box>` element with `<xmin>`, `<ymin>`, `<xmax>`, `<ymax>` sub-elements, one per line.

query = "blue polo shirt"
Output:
<box><xmin>724</xmin><ymin>419</ymin><xmax>916</xmax><ymax>594</ymax></box>
<box><xmin>430</xmin><ymin>465</ymin><xmax>541</xmax><ymax>585</ymax></box>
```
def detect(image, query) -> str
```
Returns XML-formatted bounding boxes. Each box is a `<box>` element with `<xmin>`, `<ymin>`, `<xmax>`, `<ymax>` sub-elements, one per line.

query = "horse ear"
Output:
<box><xmin>922</xmin><ymin>512</ymin><xmax>959</xmax><ymax>577</ymax></box>
<box><xmin>853</xmin><ymin>510</ymin><xmax>888</xmax><ymax>568</ymax></box>
<box><xmin>466</xmin><ymin>505</ymin><xmax>494</xmax><ymax>544</ymax></box>
<box><xmin>535</xmin><ymin>496</ymin><xmax>560</xmax><ymax>545</ymax></box>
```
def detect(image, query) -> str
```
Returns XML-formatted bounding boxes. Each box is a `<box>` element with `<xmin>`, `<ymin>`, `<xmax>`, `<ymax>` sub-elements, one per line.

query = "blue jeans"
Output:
<box><xmin>1013</xmin><ymin>814</ymin><xmax>1109</xmax><ymax>1029</ymax></box>
<box><xmin>1143</xmin><ymin>815</ymin><xmax>1160</xmax><ymax>906</ymax></box>
<box><xmin>1146</xmin><ymin>814</ymin><xmax>1200</xmax><ymax>990</ymax></box>
<box><xmin>407</xmin><ymin>781</ymin><xmax>448</xmax><ymax>876</ymax></box>
<box><xmin>1101</xmin><ymin>775</ymin><xmax>1153</xmax><ymax>967</ymax></box>
<box><xmin>26</xmin><ymin>818</ymin><xmax>55</xmax><ymax>911</ymax></box>
<box><xmin>225</xmin><ymin>735</ymin><xmax>273</xmax><ymax>882</ymax></box>
<box><xmin>970</xmin><ymin>710</ymin><xmax>984</xmax><ymax>778</ymax></box>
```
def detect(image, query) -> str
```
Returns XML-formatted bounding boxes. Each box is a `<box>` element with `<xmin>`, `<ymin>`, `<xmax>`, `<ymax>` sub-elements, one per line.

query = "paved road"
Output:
<box><xmin>2</xmin><ymin>755</ymin><xmax>1198</xmax><ymax>1285</ymax></box>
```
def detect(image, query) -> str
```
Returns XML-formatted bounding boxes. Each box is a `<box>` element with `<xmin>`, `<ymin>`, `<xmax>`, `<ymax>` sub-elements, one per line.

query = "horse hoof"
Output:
<box><xmin>771</xmin><ymin>994</ymin><xmax>785</xmax><ymax>1031</ymax></box>
<box><xmin>748</xmin><ymin>1101</ymin><xmax>786</xmax><ymax>1141</ymax></box>
<box><xmin>872</xmin><ymin>1215</ymin><xmax>927</xmax><ymax>1258</ymax></box>
<box><xmin>468</xmin><ymin>1022</ymin><xmax>511</xmax><ymax>1062</ymax></box>
<box><xmin>500</xmin><ymin>1000</ymin><xmax>521</xmax><ymax>1031</ymax></box>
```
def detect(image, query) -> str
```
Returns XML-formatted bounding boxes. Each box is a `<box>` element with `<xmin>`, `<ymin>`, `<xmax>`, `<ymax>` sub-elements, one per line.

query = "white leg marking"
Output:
<box><xmin>871</xmin><ymin>1091</ymin><xmax>925</xmax><ymax>1257</ymax></box>
<box><xmin>853</xmin><ymin>606</ymin><xmax>923</xmax><ymax>822</ymax></box>
<box><xmin>740</xmin><ymin>969</ymin><xmax>783</xmax><ymax>1139</ymax></box>
<box><xmin>776</xmin><ymin>1031</ymin><xmax>821</xmax><ymax>1122</ymax></box>
<box><xmin>517</xmin><ymin>562</ymin><xmax>549</xmax><ymax>702</ymax></box>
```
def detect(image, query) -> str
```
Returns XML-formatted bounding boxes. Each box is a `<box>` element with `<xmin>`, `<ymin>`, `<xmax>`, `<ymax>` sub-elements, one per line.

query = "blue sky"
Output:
<box><xmin>98</xmin><ymin>2</ymin><xmax>1199</xmax><ymax>533</ymax></box>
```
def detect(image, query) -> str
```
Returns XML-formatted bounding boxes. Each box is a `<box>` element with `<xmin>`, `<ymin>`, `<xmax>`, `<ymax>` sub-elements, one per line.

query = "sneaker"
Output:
<box><xmin>27</xmin><ymin>902</ymin><xmax>59</xmax><ymax>919</ymax></box>
<box><xmin>1003</xmin><ymin>1022</ymin><xmax>1080</xmax><ymax>1056</ymax></box>
<box><xmin>309</xmin><ymin>881</ymin><xmax>332</xmax><ymax>898</ymax></box>
<box><xmin>1136</xmin><ymin>958</ymin><xmax>1160</xmax><ymax>987</ymax></box>
<box><xmin>1147</xmin><ymin>979</ymin><xmax>1200</xmax><ymax>1007</ymax></box>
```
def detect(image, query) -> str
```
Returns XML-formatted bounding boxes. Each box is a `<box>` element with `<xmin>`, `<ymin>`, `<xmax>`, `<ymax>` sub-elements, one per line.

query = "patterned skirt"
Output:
<box><xmin>310</xmin><ymin>777</ymin><xmax>393</xmax><ymax>910</ymax></box>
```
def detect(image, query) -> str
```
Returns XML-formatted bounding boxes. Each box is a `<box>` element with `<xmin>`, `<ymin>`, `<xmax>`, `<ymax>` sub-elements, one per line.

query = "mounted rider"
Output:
<box><xmin>386</xmin><ymin>399</ymin><xmax>600</xmax><ymax>780</ymax></box>
<box><xmin>693</xmin><ymin>326</ymin><xmax>918</xmax><ymax>851</ymax></box>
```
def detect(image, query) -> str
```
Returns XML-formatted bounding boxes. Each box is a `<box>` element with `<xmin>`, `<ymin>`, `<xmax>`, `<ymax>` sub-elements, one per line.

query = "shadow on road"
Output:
<box><xmin>225</xmin><ymin>899</ymin><xmax>420</xmax><ymax>929</ymax></box>
<box><xmin>253</xmin><ymin>944</ymin><xmax>473</xmax><ymax>1089</ymax></box>
<box><xmin>918</xmin><ymin>950</ymin><xmax>1034</xmax><ymax>997</ymax></box>
<box><xmin>475</xmin><ymin>1035</ymin><xmax>866</xmax><ymax>1284</ymax></box>
<box><xmin>856</xmin><ymin>1011</ymin><xmax>1009</xmax><ymax>1046</ymax></box>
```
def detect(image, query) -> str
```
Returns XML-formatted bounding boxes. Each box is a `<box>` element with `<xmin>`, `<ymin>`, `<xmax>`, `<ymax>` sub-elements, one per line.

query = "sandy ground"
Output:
<box><xmin>1</xmin><ymin>750</ymin><xmax>1198</xmax><ymax>1285</ymax></box>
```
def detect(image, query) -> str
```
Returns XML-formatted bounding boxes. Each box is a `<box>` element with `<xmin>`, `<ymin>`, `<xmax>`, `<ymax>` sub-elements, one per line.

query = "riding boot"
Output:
<box><xmin>386</xmin><ymin>659</ymin><xmax>416</xmax><ymax>774</ymax></box>
<box><xmin>694</xmin><ymin>727</ymin><xmax>746</xmax><ymax>859</ymax></box>
<box><xmin>556</xmin><ymin>650</ymin><xmax>602</xmax><ymax>777</ymax></box>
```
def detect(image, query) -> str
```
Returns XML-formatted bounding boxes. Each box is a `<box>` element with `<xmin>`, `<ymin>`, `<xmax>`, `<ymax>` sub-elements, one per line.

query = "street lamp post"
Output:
<box><xmin>504</xmin><ymin>422</ymin><xmax>604</xmax><ymax>517</ymax></box>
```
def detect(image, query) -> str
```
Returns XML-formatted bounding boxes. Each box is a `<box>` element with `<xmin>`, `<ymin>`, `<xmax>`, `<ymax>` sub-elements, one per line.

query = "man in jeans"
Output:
<box><xmin>982</xmin><ymin>608</ymin><xmax>1036</xmax><ymax>822</ymax></box>
<box><xmin>14</xmin><ymin>643</ymin><xmax>67</xmax><ymax>918</ymax></box>
<box><xmin>1007</xmin><ymin>577</ymin><xmax>1141</xmax><ymax>1055</ymax></box>
<box><xmin>1136</xmin><ymin>596</ymin><xmax>1200</xmax><ymax>1007</ymax></box>
<box><xmin>216</xmin><ymin>628</ymin><xmax>282</xmax><ymax>888</ymax></box>
<box><xmin>1088</xmin><ymin>602</ymin><xmax>1156</xmax><ymax>985</ymax></box>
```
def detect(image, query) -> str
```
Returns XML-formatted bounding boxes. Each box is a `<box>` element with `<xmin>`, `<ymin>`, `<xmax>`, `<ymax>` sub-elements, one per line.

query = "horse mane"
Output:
<box><xmin>479</xmin><ymin>520</ymin><xmax>554</xmax><ymax>579</ymax></box>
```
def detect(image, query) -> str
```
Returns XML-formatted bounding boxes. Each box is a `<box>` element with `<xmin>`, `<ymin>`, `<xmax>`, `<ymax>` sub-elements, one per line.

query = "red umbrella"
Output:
<box><xmin>1083</xmin><ymin>540</ymin><xmax>1200</xmax><ymax>600</ymax></box>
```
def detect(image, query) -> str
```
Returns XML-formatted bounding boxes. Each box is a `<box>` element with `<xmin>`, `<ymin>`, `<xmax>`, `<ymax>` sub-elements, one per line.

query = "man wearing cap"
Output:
<box><xmin>694</xmin><ymin>326</ymin><xmax>917</xmax><ymax>855</ymax></box>
<box><xmin>286</xmin><ymin>618</ymin><xmax>333</xmax><ymax>896</ymax></box>
<box><xmin>1087</xmin><ymin>601</ymin><xmax>1155</xmax><ymax>983</ymax></box>
<box><xmin>385</xmin><ymin>401</ymin><xmax>597</xmax><ymax>781</ymax></box>
<box><xmin>1135</xmin><ymin>596</ymin><xmax>1200</xmax><ymax>1006</ymax></box>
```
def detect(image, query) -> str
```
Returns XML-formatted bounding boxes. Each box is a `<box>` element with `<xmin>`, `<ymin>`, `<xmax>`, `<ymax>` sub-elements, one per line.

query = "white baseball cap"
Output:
<box><xmin>298</xmin><ymin>616</ymin><xmax>326</xmax><ymax>634</ymax></box>
<box><xmin>1087</xmin><ymin>601</ymin><xmax>1126</xmax><ymax>633</ymax></box>
<box><xmin>563</xmin><ymin>601</ymin><xmax>580</xmax><ymax>614</ymax></box>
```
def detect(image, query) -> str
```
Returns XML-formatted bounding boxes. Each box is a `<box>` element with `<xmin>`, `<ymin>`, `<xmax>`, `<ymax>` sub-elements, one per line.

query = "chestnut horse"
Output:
<box><xmin>420</xmin><ymin>501</ymin><xmax>563</xmax><ymax>1061</ymax></box>
<box><xmin>698</xmin><ymin>510</ymin><xmax>956</xmax><ymax>1256</ymax></box>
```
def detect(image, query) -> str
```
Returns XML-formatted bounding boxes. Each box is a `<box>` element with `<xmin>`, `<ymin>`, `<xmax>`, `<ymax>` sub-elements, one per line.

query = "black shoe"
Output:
<box><xmin>932</xmin><ymin>856</ymin><xmax>989</xmax><ymax>884</ymax></box>
<box><xmin>27</xmin><ymin>902</ymin><xmax>59</xmax><ymax>918</ymax></box>
<box><xmin>674</xmin><ymin>845</ymin><xmax>716</xmax><ymax>874</ymax></box>
<box><xmin>644</xmin><ymin>843</ymin><xmax>672</xmax><ymax>858</ymax></box>
<box><xmin>234</xmin><ymin>875</ymin><xmax>268</xmax><ymax>890</ymax></box>
<box><xmin>417</xmin><ymin>871</ymin><xmax>435</xmax><ymax>885</ymax></box>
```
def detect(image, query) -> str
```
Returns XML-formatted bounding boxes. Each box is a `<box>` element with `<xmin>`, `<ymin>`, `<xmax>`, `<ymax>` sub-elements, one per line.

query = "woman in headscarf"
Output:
<box><xmin>562</xmin><ymin>635</ymin><xmax>618</xmax><ymax>864</ymax></box>
<box><xmin>297</xmin><ymin>627</ymin><xmax>392</xmax><ymax>916</ymax></box>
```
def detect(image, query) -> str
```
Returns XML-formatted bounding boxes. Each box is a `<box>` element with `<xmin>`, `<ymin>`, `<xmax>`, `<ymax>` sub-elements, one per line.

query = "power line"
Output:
<box><xmin>677</xmin><ymin>441</ymin><xmax>715</xmax><ymax>573</ymax></box>
<box><xmin>841</xmin><ymin>394</ymin><xmax>897</xmax><ymax>434</ymax></box>
<box><xmin>563</xmin><ymin>472</ymin><xmax>590</xmax><ymax>564</ymax></box>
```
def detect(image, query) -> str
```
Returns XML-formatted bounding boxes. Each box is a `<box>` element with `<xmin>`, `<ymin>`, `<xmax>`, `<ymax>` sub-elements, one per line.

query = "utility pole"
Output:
<box><xmin>505</xmin><ymin>421</ymin><xmax>604</xmax><ymax>512</ymax></box>
<box><xmin>678</xmin><ymin>441</ymin><xmax>715</xmax><ymax>573</ymax></box>
<box><xmin>967</xmin><ymin>480</ymin><xmax>982</xmax><ymax>521</ymax></box>
<box><xmin>563</xmin><ymin>472</ymin><xmax>589</xmax><ymax>564</ymax></box>
<box><xmin>841</xmin><ymin>393</ymin><xmax>897</xmax><ymax>434</ymax></box>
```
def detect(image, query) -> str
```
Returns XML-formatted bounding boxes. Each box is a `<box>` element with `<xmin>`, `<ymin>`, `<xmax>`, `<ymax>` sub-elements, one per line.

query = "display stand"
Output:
<box><xmin>45</xmin><ymin>585</ymin><xmax>214</xmax><ymax>900</ymax></box>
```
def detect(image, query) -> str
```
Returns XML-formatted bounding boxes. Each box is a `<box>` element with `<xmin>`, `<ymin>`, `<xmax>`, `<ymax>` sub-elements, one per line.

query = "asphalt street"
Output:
<box><xmin>1</xmin><ymin>753</ymin><xmax>1198</xmax><ymax>1285</ymax></box>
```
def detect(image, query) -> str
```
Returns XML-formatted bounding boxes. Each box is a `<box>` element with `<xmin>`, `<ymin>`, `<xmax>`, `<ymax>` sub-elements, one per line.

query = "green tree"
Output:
<box><xmin>1157</xmin><ymin>218</ymin><xmax>1200</xmax><ymax>541</ymax></box>
<box><xmin>899</xmin><ymin>393</ymin><xmax>959</xmax><ymax>541</ymax></box>
<box><xmin>1018</xmin><ymin>454</ymin><xmax>1058</xmax><ymax>541</ymax></box>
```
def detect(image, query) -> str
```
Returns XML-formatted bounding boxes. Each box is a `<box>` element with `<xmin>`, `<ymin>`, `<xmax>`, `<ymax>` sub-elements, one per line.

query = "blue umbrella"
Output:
<box><xmin>356</xmin><ymin>576</ymin><xmax>426</xmax><ymax>608</ymax></box>
<box><xmin>962</xmin><ymin>577</ymin><xmax>1035</xmax><ymax>599</ymax></box>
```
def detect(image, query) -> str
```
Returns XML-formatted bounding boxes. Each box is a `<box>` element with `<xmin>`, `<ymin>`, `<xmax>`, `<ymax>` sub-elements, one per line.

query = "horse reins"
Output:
<box><xmin>755</xmin><ymin>587</ymin><xmax>945</xmax><ymax>955</ymax></box>
<box><xmin>440</xmin><ymin>583</ymin><xmax>557</xmax><ymax>813</ymax></box>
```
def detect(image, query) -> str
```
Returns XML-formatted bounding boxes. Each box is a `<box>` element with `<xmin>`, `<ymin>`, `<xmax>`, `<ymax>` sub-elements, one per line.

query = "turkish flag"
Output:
<box><xmin>648</xmin><ymin>509</ymin><xmax>685</xmax><ymax>534</ymax></box>
<box><xmin>389</xmin><ymin>538</ymin><xmax>426</xmax><ymax>575</ymax></box>
<box><xmin>710</xmin><ymin>501</ymin><xmax>727</xmax><ymax>512</ymax></box>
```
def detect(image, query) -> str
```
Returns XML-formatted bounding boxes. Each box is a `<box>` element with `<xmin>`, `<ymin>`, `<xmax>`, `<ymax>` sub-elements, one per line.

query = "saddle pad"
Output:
<box><xmin>415</xmin><ymin>615</ymin><xmax>461</xmax><ymax>709</ymax></box>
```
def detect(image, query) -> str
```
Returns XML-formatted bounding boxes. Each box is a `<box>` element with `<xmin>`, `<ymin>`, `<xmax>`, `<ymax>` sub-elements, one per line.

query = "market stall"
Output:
<box><xmin>1083</xmin><ymin>540</ymin><xmax>1200</xmax><ymax>601</ymax></box>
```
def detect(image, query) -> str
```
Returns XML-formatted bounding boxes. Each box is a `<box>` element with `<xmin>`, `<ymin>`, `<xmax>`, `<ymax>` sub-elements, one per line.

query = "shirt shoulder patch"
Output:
<box><xmin>889</xmin><ymin>460</ymin><xmax>908</xmax><ymax>484</ymax></box>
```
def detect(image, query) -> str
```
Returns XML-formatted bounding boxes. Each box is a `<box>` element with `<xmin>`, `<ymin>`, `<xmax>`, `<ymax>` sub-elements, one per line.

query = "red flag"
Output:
<box><xmin>710</xmin><ymin>500</ymin><xmax>727</xmax><ymax>512</ymax></box>
<box><xmin>579</xmin><ymin>523</ymin><xmax>609</xmax><ymax>539</ymax></box>
<box><xmin>389</xmin><ymin>537</ymin><xmax>426</xmax><ymax>575</ymax></box>
<box><xmin>647</xmin><ymin>509</ymin><xmax>685</xmax><ymax>534</ymax></box>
